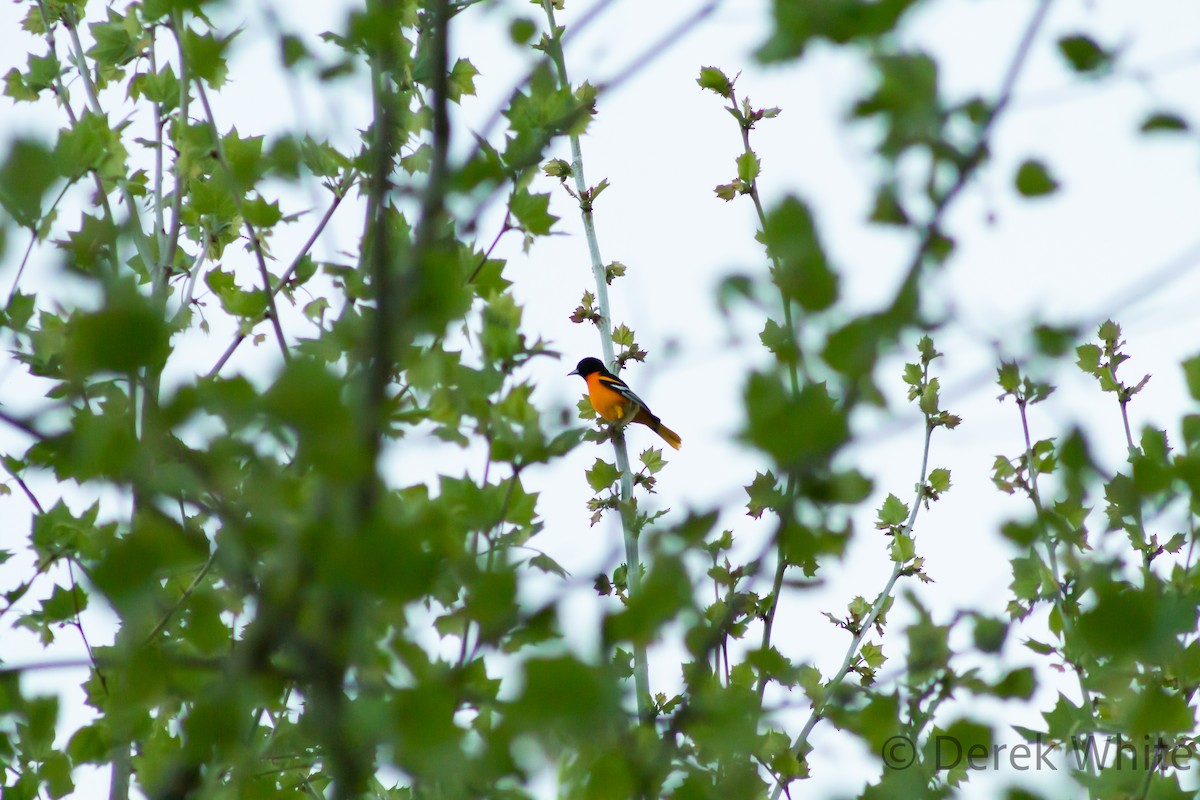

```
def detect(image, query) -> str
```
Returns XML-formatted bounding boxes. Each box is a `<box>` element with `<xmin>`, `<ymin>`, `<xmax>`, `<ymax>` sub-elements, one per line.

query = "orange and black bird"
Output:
<box><xmin>569</xmin><ymin>357</ymin><xmax>681</xmax><ymax>450</ymax></box>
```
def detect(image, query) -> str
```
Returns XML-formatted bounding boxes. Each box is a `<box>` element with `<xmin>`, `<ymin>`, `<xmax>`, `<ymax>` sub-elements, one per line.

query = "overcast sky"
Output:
<box><xmin>2</xmin><ymin>0</ymin><xmax>1200</xmax><ymax>797</ymax></box>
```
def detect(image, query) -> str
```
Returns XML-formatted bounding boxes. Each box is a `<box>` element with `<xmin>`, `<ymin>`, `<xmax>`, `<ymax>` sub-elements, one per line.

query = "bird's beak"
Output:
<box><xmin>567</xmin><ymin>368</ymin><xmax>578</xmax><ymax>376</ymax></box>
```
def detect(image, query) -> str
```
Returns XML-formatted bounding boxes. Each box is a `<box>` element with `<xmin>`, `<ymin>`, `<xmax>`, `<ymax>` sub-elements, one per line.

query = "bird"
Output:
<box><xmin>568</xmin><ymin>357</ymin><xmax>681</xmax><ymax>450</ymax></box>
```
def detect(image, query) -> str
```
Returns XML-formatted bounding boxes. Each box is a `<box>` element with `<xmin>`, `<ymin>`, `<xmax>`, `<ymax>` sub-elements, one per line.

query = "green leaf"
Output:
<box><xmin>1041</xmin><ymin>694</ymin><xmax>1090</xmax><ymax>740</ymax></box>
<box><xmin>54</xmin><ymin>112</ymin><xmax>129</xmax><ymax>182</ymax></box>
<box><xmin>542</xmin><ymin>158</ymin><xmax>571</xmax><ymax>179</ymax></box>
<box><xmin>88</xmin><ymin>9</ymin><xmax>144</xmax><ymax>70</ymax></box>
<box><xmin>511</xmin><ymin>656</ymin><xmax>622</xmax><ymax>736</ymax></box>
<box><xmin>906</xmin><ymin>614</ymin><xmax>950</xmax><ymax>680</ymax></box>
<box><xmin>869</xmin><ymin>182</ymin><xmax>908</xmax><ymax>225</ymax></box>
<box><xmin>39</xmin><ymin>751</ymin><xmax>73</xmax><ymax>799</ymax></box>
<box><xmin>447</xmin><ymin>58</ymin><xmax>479</xmax><ymax>103</ymax></box>
<box><xmin>183</xmin><ymin>28</ymin><xmax>236</xmax><ymax>88</ymax></box>
<box><xmin>205</xmin><ymin>269</ymin><xmax>267</xmax><ymax>318</ymax></box>
<box><xmin>510</xmin><ymin>18</ymin><xmax>537</xmax><ymax>44</ymax></box>
<box><xmin>605</xmin><ymin>558</ymin><xmax>692</xmax><ymax>645</ymax></box>
<box><xmin>1076</xmin><ymin>342</ymin><xmax>1102</xmax><ymax>375</ymax></box>
<box><xmin>1014</xmin><ymin>159</ymin><xmax>1059</xmax><ymax>197</ymax></box>
<box><xmin>265</xmin><ymin>358</ymin><xmax>362</xmax><ymax>479</ymax></box>
<box><xmin>279</xmin><ymin>33</ymin><xmax>309</xmax><ymax>67</ymax></box>
<box><xmin>242</xmin><ymin>195</ymin><xmax>282</xmax><ymax>229</ymax></box>
<box><xmin>762</xmin><ymin>195</ymin><xmax>838</xmax><ymax>311</ymax></box>
<box><xmin>64</xmin><ymin>286</ymin><xmax>171</xmax><ymax>377</ymax></box>
<box><xmin>4</xmin><ymin>66</ymin><xmax>40</xmax><ymax>102</ymax></box>
<box><xmin>67</xmin><ymin>723</ymin><xmax>110</xmax><ymax>764</ymax></box>
<box><xmin>1183</xmin><ymin>355</ymin><xmax>1200</xmax><ymax>401</ymax></box>
<box><xmin>737</xmin><ymin>151</ymin><xmax>760</xmax><ymax>182</ymax></box>
<box><xmin>509</xmin><ymin>189</ymin><xmax>558</xmax><ymax>235</ymax></box>
<box><xmin>16</xmin><ymin>53</ymin><xmax>63</xmax><ymax>99</ymax></box>
<box><xmin>745</xmin><ymin>471</ymin><xmax>782</xmax><ymax>519</ymax></box>
<box><xmin>1113</xmin><ymin>683</ymin><xmax>1195</xmax><ymax>738</ymax></box>
<box><xmin>92</xmin><ymin>512</ymin><xmax>207</xmax><ymax>616</ymax></box>
<box><xmin>919</xmin><ymin>379</ymin><xmax>940</xmax><ymax>415</ymax></box>
<box><xmin>996</xmin><ymin>361</ymin><xmax>1020</xmax><ymax>394</ymax></box>
<box><xmin>860</xmin><ymin>641</ymin><xmax>886</xmax><ymax>669</ymax></box>
<box><xmin>1057</xmin><ymin>34</ymin><xmax>1113</xmax><ymax>74</ymax></box>
<box><xmin>639</xmin><ymin>447</ymin><xmax>665</xmax><ymax>475</ymax></box>
<box><xmin>889</xmin><ymin>531</ymin><xmax>915</xmax><ymax>562</ymax></box>
<box><xmin>993</xmin><ymin>667</ymin><xmax>1035</xmax><ymax>700</ymax></box>
<box><xmin>40</xmin><ymin>584</ymin><xmax>85</xmax><ymax>624</ymax></box>
<box><xmin>1024</xmin><ymin>638</ymin><xmax>1057</xmax><ymax>656</ymax></box>
<box><xmin>612</xmin><ymin>324</ymin><xmax>634</xmax><ymax>347</ymax></box>
<box><xmin>1009</xmin><ymin>555</ymin><xmax>1043</xmax><ymax>603</ymax></box>
<box><xmin>851</xmin><ymin>52</ymin><xmax>941</xmax><ymax>158</ymax></box>
<box><xmin>759</xmin><ymin>319</ymin><xmax>798</xmax><ymax>363</ymax></box>
<box><xmin>876</xmin><ymin>494</ymin><xmax>908</xmax><ymax>527</ymax></box>
<box><xmin>528</xmin><ymin>553</ymin><xmax>569</xmax><ymax>578</ymax></box>
<box><xmin>130</xmin><ymin>64</ymin><xmax>182</xmax><ymax>109</ymax></box>
<box><xmin>744</xmin><ymin>373</ymin><xmax>847</xmax><ymax>464</ymax></box>
<box><xmin>1077</xmin><ymin>576</ymin><xmax>1196</xmax><ymax>664</ymax></box>
<box><xmin>757</xmin><ymin>0</ymin><xmax>920</xmax><ymax>61</ymax></box>
<box><xmin>464</xmin><ymin>568</ymin><xmax>518</xmax><ymax>640</ymax></box>
<box><xmin>901</xmin><ymin>362</ymin><xmax>922</xmax><ymax>390</ymax></box>
<box><xmin>0</xmin><ymin>139</ymin><xmax>58</xmax><ymax>228</ymax></box>
<box><xmin>697</xmin><ymin>66</ymin><xmax>733</xmax><ymax>98</ymax></box>
<box><xmin>1033</xmin><ymin>323</ymin><xmax>1078</xmax><ymax>357</ymax></box>
<box><xmin>1140</xmin><ymin>111</ymin><xmax>1189</xmax><ymax>134</ymax></box>
<box><xmin>586</xmin><ymin>458</ymin><xmax>620</xmax><ymax>492</ymax></box>
<box><xmin>973</xmin><ymin>616</ymin><xmax>1008</xmax><ymax>653</ymax></box>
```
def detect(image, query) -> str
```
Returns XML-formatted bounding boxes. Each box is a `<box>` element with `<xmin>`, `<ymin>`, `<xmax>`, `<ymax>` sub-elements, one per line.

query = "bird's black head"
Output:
<box><xmin>569</xmin><ymin>357</ymin><xmax>606</xmax><ymax>378</ymax></box>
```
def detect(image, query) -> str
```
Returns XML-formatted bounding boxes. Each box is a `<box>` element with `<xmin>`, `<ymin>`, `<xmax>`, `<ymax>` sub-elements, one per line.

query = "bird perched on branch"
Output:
<box><xmin>569</xmin><ymin>357</ymin><xmax>681</xmax><ymax>450</ymax></box>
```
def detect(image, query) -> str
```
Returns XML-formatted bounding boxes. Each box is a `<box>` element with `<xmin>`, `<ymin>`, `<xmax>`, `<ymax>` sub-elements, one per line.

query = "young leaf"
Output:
<box><xmin>697</xmin><ymin>66</ymin><xmax>733</xmax><ymax>98</ymax></box>
<box><xmin>586</xmin><ymin>458</ymin><xmax>620</xmax><ymax>492</ymax></box>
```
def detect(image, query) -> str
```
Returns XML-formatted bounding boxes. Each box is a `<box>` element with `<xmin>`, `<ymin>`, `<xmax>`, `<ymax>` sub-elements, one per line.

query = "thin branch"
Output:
<box><xmin>150</xmin><ymin>31</ymin><xmax>167</xmax><ymax>260</ymax></box>
<box><xmin>163</xmin><ymin>12</ymin><xmax>191</xmax><ymax>274</ymax></box>
<box><xmin>66</xmin><ymin>558</ymin><xmax>106</xmax><ymax>692</ymax></box>
<box><xmin>6</xmin><ymin>465</ymin><xmax>108</xmax><ymax>697</ymax></box>
<box><xmin>175</xmin><ymin>229</ymin><xmax>210</xmax><ymax>324</ymax></box>
<box><xmin>0</xmin><ymin>658</ymin><xmax>96</xmax><ymax>676</ymax></box>
<box><xmin>460</xmin><ymin>0</ymin><xmax>722</xmax><ymax>234</ymax></box>
<box><xmin>466</xmin><ymin>211</ymin><xmax>513</xmax><ymax>284</ymax></box>
<box><xmin>57</xmin><ymin>3</ymin><xmax>157</xmax><ymax>279</ymax></box>
<box><xmin>888</xmin><ymin>0</ymin><xmax>1055</xmax><ymax>315</ymax></box>
<box><xmin>207</xmin><ymin>185</ymin><xmax>348</xmax><ymax>377</ymax></box>
<box><xmin>472</xmin><ymin>0</ymin><xmax>620</xmax><ymax>149</ymax></box>
<box><xmin>599</xmin><ymin>1</ymin><xmax>720</xmax><ymax>94</ymax></box>
<box><xmin>0</xmin><ymin>409</ymin><xmax>48</xmax><ymax>442</ymax></box>
<box><xmin>8</xmin><ymin>180</ymin><xmax>70</xmax><ymax>301</ymax></box>
<box><xmin>541</xmin><ymin>0</ymin><xmax>651</xmax><ymax>725</ymax></box>
<box><xmin>771</xmin><ymin>420</ymin><xmax>937</xmax><ymax>800</ymax></box>
<box><xmin>195</xmin><ymin>84</ymin><xmax>290</xmax><ymax>363</ymax></box>
<box><xmin>1017</xmin><ymin>399</ymin><xmax>1099</xmax><ymax>787</ymax></box>
<box><xmin>143</xmin><ymin>552</ymin><xmax>218</xmax><ymax>644</ymax></box>
<box><xmin>723</xmin><ymin>83</ymin><xmax>805</xmax><ymax>703</ymax></box>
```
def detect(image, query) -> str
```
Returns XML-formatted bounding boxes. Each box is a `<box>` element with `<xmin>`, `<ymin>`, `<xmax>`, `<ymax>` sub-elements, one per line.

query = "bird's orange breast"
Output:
<box><xmin>586</xmin><ymin>373</ymin><xmax>631</xmax><ymax>421</ymax></box>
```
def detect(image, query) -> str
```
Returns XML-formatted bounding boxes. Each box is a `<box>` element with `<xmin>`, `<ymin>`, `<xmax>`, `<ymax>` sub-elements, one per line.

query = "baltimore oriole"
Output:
<box><xmin>569</xmin><ymin>357</ymin><xmax>681</xmax><ymax>450</ymax></box>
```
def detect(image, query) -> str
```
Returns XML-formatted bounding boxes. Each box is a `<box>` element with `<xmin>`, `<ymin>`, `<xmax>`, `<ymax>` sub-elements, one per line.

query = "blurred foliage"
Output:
<box><xmin>0</xmin><ymin>1</ymin><xmax>1197</xmax><ymax>800</ymax></box>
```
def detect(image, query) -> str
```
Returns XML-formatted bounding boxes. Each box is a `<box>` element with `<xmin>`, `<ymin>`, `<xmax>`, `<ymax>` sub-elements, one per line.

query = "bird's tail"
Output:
<box><xmin>633</xmin><ymin>407</ymin><xmax>682</xmax><ymax>450</ymax></box>
<box><xmin>651</xmin><ymin>421</ymin><xmax>681</xmax><ymax>450</ymax></box>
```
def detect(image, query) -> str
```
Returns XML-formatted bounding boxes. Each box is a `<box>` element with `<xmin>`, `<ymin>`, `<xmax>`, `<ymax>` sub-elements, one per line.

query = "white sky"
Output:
<box><xmin>2</xmin><ymin>0</ymin><xmax>1200</xmax><ymax>797</ymax></box>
